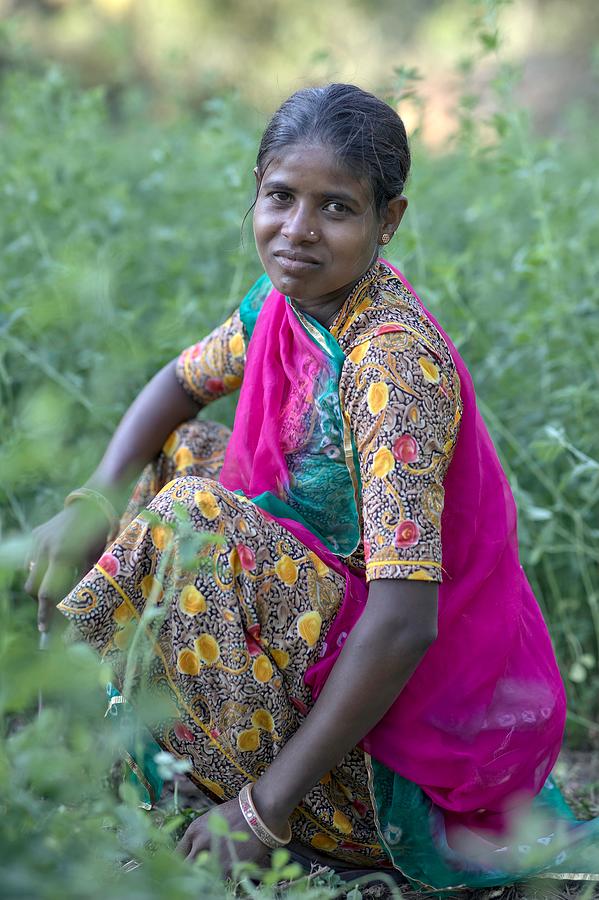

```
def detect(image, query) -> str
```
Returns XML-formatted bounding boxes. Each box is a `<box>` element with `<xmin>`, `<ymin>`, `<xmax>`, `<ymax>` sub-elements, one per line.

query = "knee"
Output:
<box><xmin>161</xmin><ymin>419</ymin><xmax>230</xmax><ymax>479</ymax></box>
<box><xmin>150</xmin><ymin>475</ymin><xmax>213</xmax><ymax>513</ymax></box>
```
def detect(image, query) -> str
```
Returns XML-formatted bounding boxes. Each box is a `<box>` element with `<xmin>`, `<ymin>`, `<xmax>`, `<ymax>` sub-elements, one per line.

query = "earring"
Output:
<box><xmin>380</xmin><ymin>234</ymin><xmax>391</xmax><ymax>245</ymax></box>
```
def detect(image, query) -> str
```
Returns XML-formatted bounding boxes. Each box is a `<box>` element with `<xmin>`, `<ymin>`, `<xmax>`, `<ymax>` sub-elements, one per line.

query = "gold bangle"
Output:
<box><xmin>64</xmin><ymin>487</ymin><xmax>119</xmax><ymax>533</ymax></box>
<box><xmin>238</xmin><ymin>783</ymin><xmax>292</xmax><ymax>849</ymax></box>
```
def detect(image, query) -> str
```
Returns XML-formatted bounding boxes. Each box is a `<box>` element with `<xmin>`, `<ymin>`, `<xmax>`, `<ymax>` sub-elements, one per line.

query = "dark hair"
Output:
<box><xmin>256</xmin><ymin>83</ymin><xmax>410</xmax><ymax>215</ymax></box>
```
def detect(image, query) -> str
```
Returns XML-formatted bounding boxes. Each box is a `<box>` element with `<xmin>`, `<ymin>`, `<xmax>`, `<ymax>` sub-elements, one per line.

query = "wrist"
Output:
<box><xmin>84</xmin><ymin>471</ymin><xmax>134</xmax><ymax>515</ymax></box>
<box><xmin>250</xmin><ymin>778</ymin><xmax>296</xmax><ymax>835</ymax></box>
<box><xmin>238</xmin><ymin>783</ymin><xmax>291</xmax><ymax>849</ymax></box>
<box><xmin>64</xmin><ymin>486</ymin><xmax>119</xmax><ymax>536</ymax></box>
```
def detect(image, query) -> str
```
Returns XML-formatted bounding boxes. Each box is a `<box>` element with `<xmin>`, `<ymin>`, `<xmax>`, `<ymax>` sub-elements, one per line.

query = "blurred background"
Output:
<box><xmin>1</xmin><ymin>0</ymin><xmax>599</xmax><ymax>141</ymax></box>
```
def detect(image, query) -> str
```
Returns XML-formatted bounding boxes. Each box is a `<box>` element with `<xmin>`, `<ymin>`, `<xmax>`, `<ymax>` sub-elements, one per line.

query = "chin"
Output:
<box><xmin>268</xmin><ymin>270</ymin><xmax>316</xmax><ymax>300</ymax></box>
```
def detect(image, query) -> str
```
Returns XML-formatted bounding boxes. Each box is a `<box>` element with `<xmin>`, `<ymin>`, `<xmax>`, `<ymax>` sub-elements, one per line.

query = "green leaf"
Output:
<box><xmin>271</xmin><ymin>847</ymin><xmax>290</xmax><ymax>868</ymax></box>
<box><xmin>229</xmin><ymin>830</ymin><xmax>250</xmax><ymax>841</ymax></box>
<box><xmin>479</xmin><ymin>30</ymin><xmax>500</xmax><ymax>51</ymax></box>
<box><xmin>206</xmin><ymin>812</ymin><xmax>230</xmax><ymax>836</ymax></box>
<box><xmin>346</xmin><ymin>887</ymin><xmax>363</xmax><ymax>899</ymax></box>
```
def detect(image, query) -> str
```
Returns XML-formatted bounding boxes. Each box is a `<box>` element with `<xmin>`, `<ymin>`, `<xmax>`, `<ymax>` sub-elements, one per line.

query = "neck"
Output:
<box><xmin>293</xmin><ymin>295</ymin><xmax>346</xmax><ymax>328</ymax></box>
<box><xmin>292</xmin><ymin>256</ymin><xmax>379</xmax><ymax>329</ymax></box>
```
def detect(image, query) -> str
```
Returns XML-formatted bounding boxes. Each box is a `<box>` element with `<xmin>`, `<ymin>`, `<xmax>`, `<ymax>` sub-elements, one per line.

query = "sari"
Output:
<box><xmin>59</xmin><ymin>261</ymin><xmax>599</xmax><ymax>889</ymax></box>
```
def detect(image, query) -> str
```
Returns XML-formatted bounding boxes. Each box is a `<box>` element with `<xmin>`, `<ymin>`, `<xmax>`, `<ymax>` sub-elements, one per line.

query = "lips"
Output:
<box><xmin>275</xmin><ymin>249</ymin><xmax>320</xmax><ymax>263</ymax></box>
<box><xmin>273</xmin><ymin>249</ymin><xmax>320</xmax><ymax>274</ymax></box>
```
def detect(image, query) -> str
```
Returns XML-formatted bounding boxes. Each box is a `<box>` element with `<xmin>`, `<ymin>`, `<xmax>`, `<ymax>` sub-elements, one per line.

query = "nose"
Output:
<box><xmin>281</xmin><ymin>203</ymin><xmax>319</xmax><ymax>243</ymax></box>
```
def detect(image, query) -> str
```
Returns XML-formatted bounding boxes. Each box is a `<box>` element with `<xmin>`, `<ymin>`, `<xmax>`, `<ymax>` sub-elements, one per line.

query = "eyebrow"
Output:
<box><xmin>261</xmin><ymin>180</ymin><xmax>361</xmax><ymax>205</ymax></box>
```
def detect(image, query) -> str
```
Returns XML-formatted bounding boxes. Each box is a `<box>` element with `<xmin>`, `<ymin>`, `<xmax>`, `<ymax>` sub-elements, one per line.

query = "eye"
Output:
<box><xmin>268</xmin><ymin>191</ymin><xmax>293</xmax><ymax>204</ymax></box>
<box><xmin>323</xmin><ymin>201</ymin><xmax>351</xmax><ymax>215</ymax></box>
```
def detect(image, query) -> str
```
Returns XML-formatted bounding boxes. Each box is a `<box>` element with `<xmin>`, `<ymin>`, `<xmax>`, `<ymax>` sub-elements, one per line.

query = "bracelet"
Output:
<box><xmin>64</xmin><ymin>487</ymin><xmax>119</xmax><ymax>533</ymax></box>
<box><xmin>238</xmin><ymin>783</ymin><xmax>292</xmax><ymax>849</ymax></box>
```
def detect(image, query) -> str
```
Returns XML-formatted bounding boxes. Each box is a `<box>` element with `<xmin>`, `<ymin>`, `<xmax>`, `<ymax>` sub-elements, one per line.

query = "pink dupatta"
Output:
<box><xmin>220</xmin><ymin>262</ymin><xmax>566</xmax><ymax>830</ymax></box>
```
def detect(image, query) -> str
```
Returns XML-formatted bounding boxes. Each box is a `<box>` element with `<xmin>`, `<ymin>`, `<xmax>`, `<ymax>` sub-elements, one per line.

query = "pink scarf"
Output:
<box><xmin>220</xmin><ymin>263</ymin><xmax>566</xmax><ymax>830</ymax></box>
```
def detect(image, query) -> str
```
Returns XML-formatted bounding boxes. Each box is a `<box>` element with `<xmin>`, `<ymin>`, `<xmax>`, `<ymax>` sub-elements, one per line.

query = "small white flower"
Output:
<box><xmin>154</xmin><ymin>750</ymin><xmax>192</xmax><ymax>781</ymax></box>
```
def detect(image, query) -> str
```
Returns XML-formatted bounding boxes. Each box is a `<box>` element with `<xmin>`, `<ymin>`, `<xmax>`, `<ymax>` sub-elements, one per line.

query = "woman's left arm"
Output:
<box><xmin>251</xmin><ymin>577</ymin><xmax>438</xmax><ymax>833</ymax></box>
<box><xmin>179</xmin><ymin>579</ymin><xmax>437</xmax><ymax>864</ymax></box>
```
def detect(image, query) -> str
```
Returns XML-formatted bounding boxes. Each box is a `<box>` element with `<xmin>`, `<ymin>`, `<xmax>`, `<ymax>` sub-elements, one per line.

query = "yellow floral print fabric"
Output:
<box><xmin>333</xmin><ymin>263</ymin><xmax>462</xmax><ymax>582</ymax></box>
<box><xmin>340</xmin><ymin>332</ymin><xmax>460</xmax><ymax>582</ymax></box>
<box><xmin>176</xmin><ymin>310</ymin><xmax>246</xmax><ymax>405</ymax></box>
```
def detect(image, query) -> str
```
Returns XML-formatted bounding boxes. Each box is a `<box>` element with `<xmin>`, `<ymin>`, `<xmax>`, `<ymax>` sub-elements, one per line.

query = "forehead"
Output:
<box><xmin>261</xmin><ymin>142</ymin><xmax>371</xmax><ymax>202</ymax></box>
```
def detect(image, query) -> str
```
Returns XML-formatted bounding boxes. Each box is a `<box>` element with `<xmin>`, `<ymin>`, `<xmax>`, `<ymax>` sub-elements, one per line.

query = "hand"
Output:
<box><xmin>176</xmin><ymin>797</ymin><xmax>270</xmax><ymax>873</ymax></box>
<box><xmin>24</xmin><ymin>502</ymin><xmax>111</xmax><ymax>632</ymax></box>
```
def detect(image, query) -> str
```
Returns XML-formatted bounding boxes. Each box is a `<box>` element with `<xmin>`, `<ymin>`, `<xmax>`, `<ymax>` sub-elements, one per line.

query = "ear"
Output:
<box><xmin>378</xmin><ymin>195</ymin><xmax>408</xmax><ymax>244</ymax></box>
<box><xmin>253</xmin><ymin>166</ymin><xmax>261</xmax><ymax>189</ymax></box>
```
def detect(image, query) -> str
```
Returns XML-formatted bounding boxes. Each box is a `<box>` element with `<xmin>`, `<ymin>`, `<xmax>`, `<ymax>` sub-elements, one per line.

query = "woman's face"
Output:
<box><xmin>253</xmin><ymin>142</ymin><xmax>402</xmax><ymax>312</ymax></box>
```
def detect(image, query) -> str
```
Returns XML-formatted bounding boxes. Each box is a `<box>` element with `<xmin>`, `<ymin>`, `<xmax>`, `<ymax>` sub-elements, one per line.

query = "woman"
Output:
<box><xmin>26</xmin><ymin>84</ymin><xmax>599</xmax><ymax>890</ymax></box>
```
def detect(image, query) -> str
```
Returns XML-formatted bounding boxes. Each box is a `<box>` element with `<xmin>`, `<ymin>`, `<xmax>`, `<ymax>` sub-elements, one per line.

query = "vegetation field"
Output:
<box><xmin>1</xmin><ymin>16</ymin><xmax>598</xmax><ymax>900</ymax></box>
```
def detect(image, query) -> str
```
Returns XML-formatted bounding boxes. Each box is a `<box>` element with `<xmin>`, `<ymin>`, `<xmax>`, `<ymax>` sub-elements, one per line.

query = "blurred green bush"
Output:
<box><xmin>0</xmin><ymin>26</ymin><xmax>598</xmax><ymax>899</ymax></box>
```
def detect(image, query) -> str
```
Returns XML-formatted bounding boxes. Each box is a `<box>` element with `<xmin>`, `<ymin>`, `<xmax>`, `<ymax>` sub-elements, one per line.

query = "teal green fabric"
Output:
<box><xmin>239</xmin><ymin>279</ymin><xmax>362</xmax><ymax>556</ymax></box>
<box><xmin>238</xmin><ymin>273</ymin><xmax>273</xmax><ymax>337</ymax></box>
<box><xmin>370</xmin><ymin>758</ymin><xmax>599</xmax><ymax>892</ymax></box>
<box><xmin>106</xmin><ymin>682</ymin><xmax>163</xmax><ymax>808</ymax></box>
<box><xmin>290</xmin><ymin>300</ymin><xmax>362</xmax><ymax>504</ymax></box>
<box><xmin>280</xmin><ymin>306</ymin><xmax>361</xmax><ymax>555</ymax></box>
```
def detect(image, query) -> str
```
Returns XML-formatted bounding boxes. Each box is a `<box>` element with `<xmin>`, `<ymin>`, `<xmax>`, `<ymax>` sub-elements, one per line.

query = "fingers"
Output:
<box><xmin>177</xmin><ymin>817</ymin><xmax>266</xmax><ymax>872</ymax></box>
<box><xmin>185</xmin><ymin>827</ymin><xmax>211</xmax><ymax>862</ymax></box>
<box><xmin>176</xmin><ymin>819</ymin><xmax>211</xmax><ymax>863</ymax></box>
<box><xmin>24</xmin><ymin>561</ymin><xmax>37</xmax><ymax>598</ymax></box>
<box><xmin>23</xmin><ymin>510</ymin><xmax>99</xmax><ymax>634</ymax></box>
<box><xmin>24</xmin><ymin>549</ymin><xmax>59</xmax><ymax>633</ymax></box>
<box><xmin>186</xmin><ymin>836</ymin><xmax>209</xmax><ymax>862</ymax></box>
<box><xmin>37</xmin><ymin>593</ymin><xmax>53</xmax><ymax>634</ymax></box>
<box><xmin>176</xmin><ymin>827</ymin><xmax>193</xmax><ymax>858</ymax></box>
<box><xmin>37</xmin><ymin>558</ymin><xmax>73</xmax><ymax>632</ymax></box>
<box><xmin>37</xmin><ymin>565</ymin><xmax>56</xmax><ymax>634</ymax></box>
<box><xmin>24</xmin><ymin>549</ymin><xmax>45</xmax><ymax>598</ymax></box>
<box><xmin>24</xmin><ymin>541</ymin><xmax>49</xmax><ymax>633</ymax></box>
<box><xmin>24</xmin><ymin>554</ymin><xmax>52</xmax><ymax>634</ymax></box>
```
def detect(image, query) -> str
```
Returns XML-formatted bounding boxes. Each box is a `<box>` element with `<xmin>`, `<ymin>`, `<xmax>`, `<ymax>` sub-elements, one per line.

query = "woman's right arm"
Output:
<box><xmin>87</xmin><ymin>358</ymin><xmax>200</xmax><ymax>492</ymax></box>
<box><xmin>25</xmin><ymin>309</ymin><xmax>248</xmax><ymax>630</ymax></box>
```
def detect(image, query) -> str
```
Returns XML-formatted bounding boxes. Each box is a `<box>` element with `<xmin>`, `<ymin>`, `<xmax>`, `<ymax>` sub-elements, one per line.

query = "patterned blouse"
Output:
<box><xmin>176</xmin><ymin>263</ymin><xmax>461</xmax><ymax>584</ymax></box>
